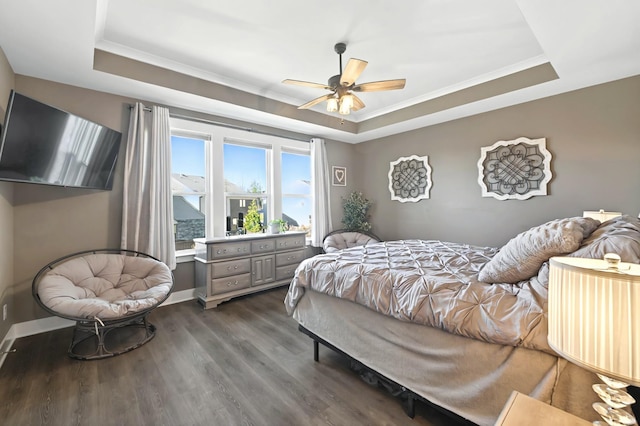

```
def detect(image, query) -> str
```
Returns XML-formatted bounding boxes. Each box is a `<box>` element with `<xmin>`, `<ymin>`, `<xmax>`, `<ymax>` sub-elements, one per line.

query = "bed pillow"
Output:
<box><xmin>568</xmin><ymin>215</ymin><xmax>640</xmax><ymax>263</ymax></box>
<box><xmin>478</xmin><ymin>217</ymin><xmax>600</xmax><ymax>284</ymax></box>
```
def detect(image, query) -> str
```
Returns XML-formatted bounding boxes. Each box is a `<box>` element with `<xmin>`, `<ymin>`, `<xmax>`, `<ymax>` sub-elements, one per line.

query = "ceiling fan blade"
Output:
<box><xmin>298</xmin><ymin>94</ymin><xmax>333</xmax><ymax>109</ymax></box>
<box><xmin>353</xmin><ymin>79</ymin><xmax>406</xmax><ymax>92</ymax></box>
<box><xmin>340</xmin><ymin>58</ymin><xmax>368</xmax><ymax>87</ymax></box>
<box><xmin>351</xmin><ymin>94</ymin><xmax>365</xmax><ymax>111</ymax></box>
<box><xmin>282</xmin><ymin>79</ymin><xmax>331</xmax><ymax>90</ymax></box>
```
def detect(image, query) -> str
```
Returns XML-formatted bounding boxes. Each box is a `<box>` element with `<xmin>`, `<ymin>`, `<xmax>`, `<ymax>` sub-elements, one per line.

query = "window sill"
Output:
<box><xmin>176</xmin><ymin>248</ymin><xmax>196</xmax><ymax>263</ymax></box>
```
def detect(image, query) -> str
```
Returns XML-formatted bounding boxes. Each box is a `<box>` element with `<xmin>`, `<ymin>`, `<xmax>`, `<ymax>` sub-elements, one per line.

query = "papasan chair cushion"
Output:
<box><xmin>323</xmin><ymin>230</ymin><xmax>380</xmax><ymax>253</ymax></box>
<box><xmin>37</xmin><ymin>253</ymin><xmax>173</xmax><ymax>320</ymax></box>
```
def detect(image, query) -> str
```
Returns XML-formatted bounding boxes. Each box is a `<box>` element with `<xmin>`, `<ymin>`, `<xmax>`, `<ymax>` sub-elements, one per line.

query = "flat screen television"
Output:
<box><xmin>0</xmin><ymin>91</ymin><xmax>122</xmax><ymax>190</ymax></box>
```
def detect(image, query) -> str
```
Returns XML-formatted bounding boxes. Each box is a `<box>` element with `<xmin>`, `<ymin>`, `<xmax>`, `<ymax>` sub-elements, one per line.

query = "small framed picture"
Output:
<box><xmin>332</xmin><ymin>166</ymin><xmax>347</xmax><ymax>186</ymax></box>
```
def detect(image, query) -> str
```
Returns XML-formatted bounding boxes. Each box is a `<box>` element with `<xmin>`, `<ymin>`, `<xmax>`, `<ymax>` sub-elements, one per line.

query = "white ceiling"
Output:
<box><xmin>0</xmin><ymin>0</ymin><xmax>639</xmax><ymax>143</ymax></box>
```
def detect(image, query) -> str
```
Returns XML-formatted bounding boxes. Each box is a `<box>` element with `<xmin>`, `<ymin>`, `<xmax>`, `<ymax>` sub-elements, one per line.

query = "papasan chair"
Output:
<box><xmin>32</xmin><ymin>249</ymin><xmax>174</xmax><ymax>360</ymax></box>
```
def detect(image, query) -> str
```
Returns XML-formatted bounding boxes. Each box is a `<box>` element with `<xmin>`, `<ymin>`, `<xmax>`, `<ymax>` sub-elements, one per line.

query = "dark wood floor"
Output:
<box><xmin>0</xmin><ymin>287</ymin><xmax>462</xmax><ymax>426</ymax></box>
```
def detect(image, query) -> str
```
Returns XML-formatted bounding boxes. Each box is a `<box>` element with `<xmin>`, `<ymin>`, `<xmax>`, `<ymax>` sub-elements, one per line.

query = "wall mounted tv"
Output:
<box><xmin>0</xmin><ymin>91</ymin><xmax>122</xmax><ymax>190</ymax></box>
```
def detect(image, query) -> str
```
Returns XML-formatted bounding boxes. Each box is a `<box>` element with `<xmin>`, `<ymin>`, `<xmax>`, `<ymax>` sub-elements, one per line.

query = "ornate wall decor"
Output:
<box><xmin>388</xmin><ymin>155</ymin><xmax>432</xmax><ymax>202</ymax></box>
<box><xmin>477</xmin><ymin>137</ymin><xmax>552</xmax><ymax>200</ymax></box>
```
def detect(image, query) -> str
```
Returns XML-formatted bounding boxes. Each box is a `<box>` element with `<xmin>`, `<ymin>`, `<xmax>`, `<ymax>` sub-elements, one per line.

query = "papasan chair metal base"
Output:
<box><xmin>33</xmin><ymin>249</ymin><xmax>174</xmax><ymax>360</ymax></box>
<box><xmin>69</xmin><ymin>311</ymin><xmax>157</xmax><ymax>360</ymax></box>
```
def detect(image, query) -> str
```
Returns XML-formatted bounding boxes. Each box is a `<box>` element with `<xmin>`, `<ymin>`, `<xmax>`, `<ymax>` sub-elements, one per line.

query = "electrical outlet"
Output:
<box><xmin>2</xmin><ymin>304</ymin><xmax>6</xmax><ymax>321</ymax></box>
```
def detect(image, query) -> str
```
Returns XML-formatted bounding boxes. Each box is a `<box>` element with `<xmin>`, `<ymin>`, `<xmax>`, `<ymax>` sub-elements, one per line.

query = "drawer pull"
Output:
<box><xmin>226</xmin><ymin>280</ymin><xmax>239</xmax><ymax>287</ymax></box>
<box><xmin>226</xmin><ymin>265</ymin><xmax>239</xmax><ymax>270</ymax></box>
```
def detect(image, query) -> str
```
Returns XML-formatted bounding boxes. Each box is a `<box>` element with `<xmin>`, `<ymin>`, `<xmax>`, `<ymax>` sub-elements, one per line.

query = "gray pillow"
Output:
<box><xmin>478</xmin><ymin>217</ymin><xmax>600</xmax><ymax>284</ymax></box>
<box><xmin>569</xmin><ymin>215</ymin><xmax>640</xmax><ymax>263</ymax></box>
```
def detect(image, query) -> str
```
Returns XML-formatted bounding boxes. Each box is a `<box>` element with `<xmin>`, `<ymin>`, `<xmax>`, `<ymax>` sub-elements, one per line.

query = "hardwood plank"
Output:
<box><xmin>0</xmin><ymin>287</ymin><xmax>464</xmax><ymax>426</ymax></box>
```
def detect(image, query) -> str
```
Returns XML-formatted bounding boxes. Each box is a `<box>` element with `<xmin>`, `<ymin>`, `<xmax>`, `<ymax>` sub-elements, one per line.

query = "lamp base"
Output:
<box><xmin>627</xmin><ymin>386</ymin><xmax>640</xmax><ymax>423</ymax></box>
<box><xmin>592</xmin><ymin>375</ymin><xmax>637</xmax><ymax>426</ymax></box>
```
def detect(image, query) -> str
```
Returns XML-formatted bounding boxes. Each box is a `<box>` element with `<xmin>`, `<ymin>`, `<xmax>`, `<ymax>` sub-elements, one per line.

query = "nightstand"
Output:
<box><xmin>495</xmin><ymin>391</ymin><xmax>592</xmax><ymax>426</ymax></box>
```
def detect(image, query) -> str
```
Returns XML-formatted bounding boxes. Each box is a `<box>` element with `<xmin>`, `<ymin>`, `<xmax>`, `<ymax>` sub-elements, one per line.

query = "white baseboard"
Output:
<box><xmin>0</xmin><ymin>288</ymin><xmax>196</xmax><ymax>370</ymax></box>
<box><xmin>161</xmin><ymin>288</ymin><xmax>197</xmax><ymax>306</ymax></box>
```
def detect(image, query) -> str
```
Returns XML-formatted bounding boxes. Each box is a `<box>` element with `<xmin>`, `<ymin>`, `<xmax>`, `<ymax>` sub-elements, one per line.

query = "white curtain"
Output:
<box><xmin>310</xmin><ymin>138</ymin><xmax>332</xmax><ymax>247</ymax></box>
<box><xmin>121</xmin><ymin>103</ymin><xmax>176</xmax><ymax>269</ymax></box>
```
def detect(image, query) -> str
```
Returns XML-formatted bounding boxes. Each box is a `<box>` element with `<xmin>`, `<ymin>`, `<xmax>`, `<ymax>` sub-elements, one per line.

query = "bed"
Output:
<box><xmin>285</xmin><ymin>215</ymin><xmax>640</xmax><ymax>425</ymax></box>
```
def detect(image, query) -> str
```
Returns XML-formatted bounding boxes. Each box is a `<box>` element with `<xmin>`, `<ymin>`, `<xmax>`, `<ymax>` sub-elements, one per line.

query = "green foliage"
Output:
<box><xmin>244</xmin><ymin>199</ymin><xmax>263</xmax><ymax>233</ymax></box>
<box><xmin>341</xmin><ymin>191</ymin><xmax>372</xmax><ymax>232</ymax></box>
<box><xmin>247</xmin><ymin>180</ymin><xmax>263</xmax><ymax>193</ymax></box>
<box><xmin>269</xmin><ymin>219</ymin><xmax>288</xmax><ymax>233</ymax></box>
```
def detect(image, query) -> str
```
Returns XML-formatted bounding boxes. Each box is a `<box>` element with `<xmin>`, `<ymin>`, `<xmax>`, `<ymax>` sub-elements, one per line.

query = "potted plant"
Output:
<box><xmin>342</xmin><ymin>191</ymin><xmax>373</xmax><ymax>232</ymax></box>
<box><xmin>268</xmin><ymin>219</ymin><xmax>288</xmax><ymax>234</ymax></box>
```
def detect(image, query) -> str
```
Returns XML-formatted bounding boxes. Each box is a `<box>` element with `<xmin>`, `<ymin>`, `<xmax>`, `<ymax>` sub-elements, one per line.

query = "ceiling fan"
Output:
<box><xmin>282</xmin><ymin>42</ymin><xmax>406</xmax><ymax>115</ymax></box>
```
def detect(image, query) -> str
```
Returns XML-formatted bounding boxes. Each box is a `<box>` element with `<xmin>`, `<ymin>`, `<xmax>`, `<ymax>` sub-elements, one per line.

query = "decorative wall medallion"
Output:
<box><xmin>477</xmin><ymin>137</ymin><xmax>552</xmax><ymax>200</ymax></box>
<box><xmin>332</xmin><ymin>166</ymin><xmax>346</xmax><ymax>186</ymax></box>
<box><xmin>388</xmin><ymin>155</ymin><xmax>432</xmax><ymax>202</ymax></box>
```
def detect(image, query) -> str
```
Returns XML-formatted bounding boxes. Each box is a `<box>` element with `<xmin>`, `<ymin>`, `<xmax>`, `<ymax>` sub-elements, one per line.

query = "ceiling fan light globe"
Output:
<box><xmin>341</xmin><ymin>94</ymin><xmax>354</xmax><ymax>109</ymax></box>
<box><xmin>338</xmin><ymin>94</ymin><xmax>353</xmax><ymax>115</ymax></box>
<box><xmin>326</xmin><ymin>97</ymin><xmax>338</xmax><ymax>112</ymax></box>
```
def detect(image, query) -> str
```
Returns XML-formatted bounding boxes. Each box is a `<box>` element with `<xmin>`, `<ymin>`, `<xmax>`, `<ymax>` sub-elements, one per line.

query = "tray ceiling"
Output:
<box><xmin>0</xmin><ymin>0</ymin><xmax>638</xmax><ymax>143</ymax></box>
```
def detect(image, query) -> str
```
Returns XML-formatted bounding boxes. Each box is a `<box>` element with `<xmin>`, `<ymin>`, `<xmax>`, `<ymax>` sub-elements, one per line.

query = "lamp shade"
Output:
<box><xmin>583</xmin><ymin>210</ymin><xmax>622</xmax><ymax>222</ymax></box>
<box><xmin>548</xmin><ymin>256</ymin><xmax>640</xmax><ymax>386</ymax></box>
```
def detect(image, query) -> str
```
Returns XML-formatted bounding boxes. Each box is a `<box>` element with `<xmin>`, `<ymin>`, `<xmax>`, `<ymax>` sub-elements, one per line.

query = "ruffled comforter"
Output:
<box><xmin>285</xmin><ymin>239</ymin><xmax>553</xmax><ymax>353</ymax></box>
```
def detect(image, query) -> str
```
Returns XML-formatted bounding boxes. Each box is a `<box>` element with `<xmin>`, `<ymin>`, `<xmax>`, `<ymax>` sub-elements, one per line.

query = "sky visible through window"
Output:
<box><xmin>172</xmin><ymin>136</ymin><xmax>205</xmax><ymax>177</ymax></box>
<box><xmin>224</xmin><ymin>144</ymin><xmax>266</xmax><ymax>192</ymax></box>
<box><xmin>282</xmin><ymin>152</ymin><xmax>311</xmax><ymax>228</ymax></box>
<box><xmin>171</xmin><ymin>136</ymin><xmax>310</xmax><ymax>228</ymax></box>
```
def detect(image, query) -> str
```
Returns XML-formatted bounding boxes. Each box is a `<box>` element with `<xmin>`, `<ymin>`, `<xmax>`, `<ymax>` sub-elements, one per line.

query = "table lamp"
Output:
<box><xmin>582</xmin><ymin>210</ymin><xmax>622</xmax><ymax>222</ymax></box>
<box><xmin>548</xmin><ymin>255</ymin><xmax>640</xmax><ymax>426</ymax></box>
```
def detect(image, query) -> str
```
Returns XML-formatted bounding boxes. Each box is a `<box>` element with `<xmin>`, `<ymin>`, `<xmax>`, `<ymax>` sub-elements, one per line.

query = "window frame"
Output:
<box><xmin>170</xmin><ymin>117</ymin><xmax>311</xmax><ymax>251</ymax></box>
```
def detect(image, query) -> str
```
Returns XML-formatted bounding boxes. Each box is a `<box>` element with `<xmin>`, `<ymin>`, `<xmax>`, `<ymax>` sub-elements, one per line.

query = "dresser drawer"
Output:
<box><xmin>210</xmin><ymin>273</ymin><xmax>251</xmax><ymax>295</ymax></box>
<box><xmin>276</xmin><ymin>235</ymin><xmax>305</xmax><ymax>251</ymax></box>
<box><xmin>209</xmin><ymin>242</ymin><xmax>251</xmax><ymax>260</ymax></box>
<box><xmin>276</xmin><ymin>264</ymin><xmax>299</xmax><ymax>281</ymax></box>
<box><xmin>251</xmin><ymin>239</ymin><xmax>275</xmax><ymax>254</ymax></box>
<box><xmin>275</xmin><ymin>249</ymin><xmax>305</xmax><ymax>266</ymax></box>
<box><xmin>211</xmin><ymin>258</ymin><xmax>251</xmax><ymax>278</ymax></box>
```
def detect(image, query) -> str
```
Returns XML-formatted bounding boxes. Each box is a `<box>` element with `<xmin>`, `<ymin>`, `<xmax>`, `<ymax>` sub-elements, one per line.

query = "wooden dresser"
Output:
<box><xmin>194</xmin><ymin>232</ymin><xmax>307</xmax><ymax>309</ymax></box>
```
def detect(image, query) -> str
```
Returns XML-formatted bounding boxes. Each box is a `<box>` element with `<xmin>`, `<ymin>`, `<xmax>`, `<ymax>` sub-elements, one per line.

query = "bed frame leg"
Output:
<box><xmin>313</xmin><ymin>340</ymin><xmax>319</xmax><ymax>362</ymax></box>
<box><xmin>404</xmin><ymin>394</ymin><xmax>416</xmax><ymax>418</ymax></box>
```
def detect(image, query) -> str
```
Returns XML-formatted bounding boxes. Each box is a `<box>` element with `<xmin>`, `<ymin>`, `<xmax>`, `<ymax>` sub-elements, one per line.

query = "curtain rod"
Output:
<box><xmin>129</xmin><ymin>104</ymin><xmax>311</xmax><ymax>143</ymax></box>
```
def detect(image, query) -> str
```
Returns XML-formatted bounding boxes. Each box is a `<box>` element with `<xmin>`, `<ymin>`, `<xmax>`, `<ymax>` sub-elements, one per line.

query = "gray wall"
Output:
<box><xmin>0</xmin><ymin>46</ymin><xmax>14</xmax><ymax>342</ymax></box>
<box><xmin>353</xmin><ymin>76</ymin><xmax>640</xmax><ymax>247</ymax></box>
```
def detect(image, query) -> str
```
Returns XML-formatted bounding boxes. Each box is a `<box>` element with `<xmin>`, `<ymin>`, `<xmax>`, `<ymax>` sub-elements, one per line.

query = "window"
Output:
<box><xmin>281</xmin><ymin>151</ymin><xmax>311</xmax><ymax>234</ymax></box>
<box><xmin>171</xmin><ymin>135</ymin><xmax>206</xmax><ymax>250</ymax></box>
<box><xmin>223</xmin><ymin>143</ymin><xmax>269</xmax><ymax>232</ymax></box>
<box><xmin>170</xmin><ymin>118</ymin><xmax>311</xmax><ymax>253</ymax></box>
